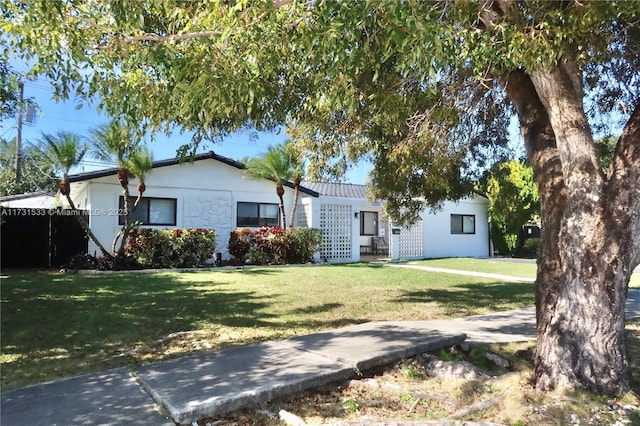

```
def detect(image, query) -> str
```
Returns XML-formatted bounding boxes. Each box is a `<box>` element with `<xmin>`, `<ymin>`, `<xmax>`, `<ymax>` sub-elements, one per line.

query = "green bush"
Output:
<box><xmin>490</xmin><ymin>221</ymin><xmax>518</xmax><ymax>256</ymax></box>
<box><xmin>522</xmin><ymin>237</ymin><xmax>540</xmax><ymax>258</ymax></box>
<box><xmin>228</xmin><ymin>226</ymin><xmax>322</xmax><ymax>265</ymax></box>
<box><xmin>125</xmin><ymin>228</ymin><xmax>216</xmax><ymax>268</ymax></box>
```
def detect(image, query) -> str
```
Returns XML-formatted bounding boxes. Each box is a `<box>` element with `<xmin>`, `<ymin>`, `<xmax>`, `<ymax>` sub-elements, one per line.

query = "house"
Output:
<box><xmin>297</xmin><ymin>182</ymin><xmax>491</xmax><ymax>262</ymax></box>
<box><xmin>1</xmin><ymin>151</ymin><xmax>491</xmax><ymax>265</ymax></box>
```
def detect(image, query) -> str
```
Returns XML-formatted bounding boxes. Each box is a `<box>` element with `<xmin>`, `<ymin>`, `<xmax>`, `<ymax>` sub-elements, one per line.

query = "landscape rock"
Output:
<box><xmin>422</xmin><ymin>355</ymin><xmax>489</xmax><ymax>380</ymax></box>
<box><xmin>485</xmin><ymin>351</ymin><xmax>510</xmax><ymax>368</ymax></box>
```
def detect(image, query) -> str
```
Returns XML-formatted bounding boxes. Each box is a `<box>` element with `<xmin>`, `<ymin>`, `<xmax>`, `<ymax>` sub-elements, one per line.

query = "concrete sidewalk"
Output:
<box><xmin>3</xmin><ymin>285</ymin><xmax>639</xmax><ymax>425</ymax></box>
<box><xmin>382</xmin><ymin>262</ymin><xmax>536</xmax><ymax>283</ymax></box>
<box><xmin>1</xmin><ymin>323</ymin><xmax>467</xmax><ymax>425</ymax></box>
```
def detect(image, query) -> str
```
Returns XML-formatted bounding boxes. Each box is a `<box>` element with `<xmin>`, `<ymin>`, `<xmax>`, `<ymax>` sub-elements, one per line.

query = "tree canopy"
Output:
<box><xmin>485</xmin><ymin>160</ymin><xmax>539</xmax><ymax>256</ymax></box>
<box><xmin>4</xmin><ymin>0</ymin><xmax>640</xmax><ymax>396</ymax></box>
<box><xmin>0</xmin><ymin>137</ymin><xmax>56</xmax><ymax>196</ymax></box>
<box><xmin>3</xmin><ymin>1</ymin><xmax>636</xmax><ymax>217</ymax></box>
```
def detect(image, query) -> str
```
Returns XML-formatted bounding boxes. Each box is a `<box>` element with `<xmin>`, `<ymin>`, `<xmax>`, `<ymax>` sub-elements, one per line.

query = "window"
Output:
<box><xmin>451</xmin><ymin>214</ymin><xmax>475</xmax><ymax>234</ymax></box>
<box><xmin>360</xmin><ymin>211</ymin><xmax>378</xmax><ymax>236</ymax></box>
<box><xmin>237</xmin><ymin>202</ymin><xmax>280</xmax><ymax>227</ymax></box>
<box><xmin>119</xmin><ymin>197</ymin><xmax>177</xmax><ymax>226</ymax></box>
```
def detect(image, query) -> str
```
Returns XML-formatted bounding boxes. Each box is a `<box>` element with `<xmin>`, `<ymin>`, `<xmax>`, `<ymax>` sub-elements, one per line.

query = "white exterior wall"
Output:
<box><xmin>64</xmin><ymin>159</ymin><xmax>489</xmax><ymax>262</ymax></box>
<box><xmin>421</xmin><ymin>195</ymin><xmax>490</xmax><ymax>258</ymax></box>
<box><xmin>0</xmin><ymin>195</ymin><xmax>59</xmax><ymax>208</ymax></box>
<box><xmin>78</xmin><ymin>159</ymin><xmax>298</xmax><ymax>258</ymax></box>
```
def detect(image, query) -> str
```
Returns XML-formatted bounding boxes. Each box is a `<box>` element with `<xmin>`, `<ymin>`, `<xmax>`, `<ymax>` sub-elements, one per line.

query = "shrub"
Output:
<box><xmin>61</xmin><ymin>252</ymin><xmax>141</xmax><ymax>271</ymax></box>
<box><xmin>228</xmin><ymin>227</ymin><xmax>256</xmax><ymax>264</ymax></box>
<box><xmin>228</xmin><ymin>226</ymin><xmax>322</xmax><ymax>265</ymax></box>
<box><xmin>282</xmin><ymin>227</ymin><xmax>323</xmax><ymax>264</ymax></box>
<box><xmin>521</xmin><ymin>237</ymin><xmax>540</xmax><ymax>258</ymax></box>
<box><xmin>126</xmin><ymin>228</ymin><xmax>216</xmax><ymax>268</ymax></box>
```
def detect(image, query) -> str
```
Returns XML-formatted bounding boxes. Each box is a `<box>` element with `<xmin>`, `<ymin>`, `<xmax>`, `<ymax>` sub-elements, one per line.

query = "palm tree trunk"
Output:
<box><xmin>289</xmin><ymin>177</ymin><xmax>301</xmax><ymax>227</ymax></box>
<box><xmin>113</xmin><ymin>186</ymin><xmax>131</xmax><ymax>255</ymax></box>
<box><xmin>63</xmin><ymin>191</ymin><xmax>112</xmax><ymax>258</ymax></box>
<box><xmin>117</xmin><ymin>185</ymin><xmax>145</xmax><ymax>254</ymax></box>
<box><xmin>276</xmin><ymin>184</ymin><xmax>287</xmax><ymax>229</ymax></box>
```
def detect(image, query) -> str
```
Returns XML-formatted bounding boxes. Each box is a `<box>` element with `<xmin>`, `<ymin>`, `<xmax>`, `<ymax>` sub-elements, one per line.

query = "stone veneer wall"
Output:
<box><xmin>182</xmin><ymin>193</ymin><xmax>233</xmax><ymax>258</ymax></box>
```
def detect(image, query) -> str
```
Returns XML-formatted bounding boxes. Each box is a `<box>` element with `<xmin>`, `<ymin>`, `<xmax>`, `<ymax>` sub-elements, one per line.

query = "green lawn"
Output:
<box><xmin>0</xmin><ymin>264</ymin><xmax>534</xmax><ymax>390</ymax></box>
<box><xmin>409</xmin><ymin>258</ymin><xmax>537</xmax><ymax>278</ymax></box>
<box><xmin>409</xmin><ymin>257</ymin><xmax>640</xmax><ymax>287</ymax></box>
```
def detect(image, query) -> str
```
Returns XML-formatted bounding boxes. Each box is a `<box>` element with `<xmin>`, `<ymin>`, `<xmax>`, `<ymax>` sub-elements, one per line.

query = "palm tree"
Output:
<box><xmin>244</xmin><ymin>145</ymin><xmax>295</xmax><ymax>229</ymax></box>
<box><xmin>127</xmin><ymin>146</ymin><xmax>153</xmax><ymax>207</ymax></box>
<box><xmin>89</xmin><ymin>120</ymin><xmax>143</xmax><ymax>254</ymax></box>
<box><xmin>90</xmin><ymin>120</ymin><xmax>137</xmax><ymax>191</ymax></box>
<box><xmin>110</xmin><ymin>146</ymin><xmax>154</xmax><ymax>254</ymax></box>
<box><xmin>41</xmin><ymin>131</ymin><xmax>111</xmax><ymax>257</ymax></box>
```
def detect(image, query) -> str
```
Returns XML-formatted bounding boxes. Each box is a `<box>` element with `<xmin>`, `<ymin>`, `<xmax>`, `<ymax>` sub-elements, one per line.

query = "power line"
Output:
<box><xmin>1</xmin><ymin>126</ymin><xmax>16</xmax><ymax>139</ymax></box>
<box><xmin>23</xmin><ymin>82</ymin><xmax>53</xmax><ymax>91</ymax></box>
<box><xmin>38</xmin><ymin>115</ymin><xmax>102</xmax><ymax>126</ymax></box>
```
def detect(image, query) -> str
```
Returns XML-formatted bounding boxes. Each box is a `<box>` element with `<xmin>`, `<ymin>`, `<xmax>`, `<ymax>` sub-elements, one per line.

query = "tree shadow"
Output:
<box><xmin>289</xmin><ymin>303</ymin><xmax>344</xmax><ymax>315</ymax></box>
<box><xmin>0</xmin><ymin>270</ymin><xmax>377</xmax><ymax>389</ymax></box>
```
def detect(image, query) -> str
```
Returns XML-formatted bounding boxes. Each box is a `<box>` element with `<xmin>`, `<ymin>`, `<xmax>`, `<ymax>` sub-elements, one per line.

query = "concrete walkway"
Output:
<box><xmin>381</xmin><ymin>262</ymin><xmax>536</xmax><ymax>283</ymax></box>
<box><xmin>2</xmin><ymin>270</ymin><xmax>640</xmax><ymax>425</ymax></box>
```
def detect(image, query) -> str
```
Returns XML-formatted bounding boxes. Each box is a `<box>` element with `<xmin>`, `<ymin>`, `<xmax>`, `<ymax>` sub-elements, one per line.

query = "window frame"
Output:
<box><xmin>118</xmin><ymin>196</ymin><xmax>177</xmax><ymax>226</ymax></box>
<box><xmin>360</xmin><ymin>211</ymin><xmax>378</xmax><ymax>236</ymax></box>
<box><xmin>236</xmin><ymin>201</ymin><xmax>281</xmax><ymax>227</ymax></box>
<box><xmin>450</xmin><ymin>214</ymin><xmax>476</xmax><ymax>235</ymax></box>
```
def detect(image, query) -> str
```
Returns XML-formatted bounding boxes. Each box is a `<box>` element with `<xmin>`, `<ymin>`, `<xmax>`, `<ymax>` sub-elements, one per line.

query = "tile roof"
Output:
<box><xmin>302</xmin><ymin>182</ymin><xmax>367</xmax><ymax>199</ymax></box>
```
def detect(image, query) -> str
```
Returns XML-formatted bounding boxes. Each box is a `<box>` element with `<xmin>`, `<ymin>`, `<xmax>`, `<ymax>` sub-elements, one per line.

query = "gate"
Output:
<box><xmin>318</xmin><ymin>203</ymin><xmax>352</xmax><ymax>262</ymax></box>
<box><xmin>1</xmin><ymin>208</ymin><xmax>88</xmax><ymax>269</ymax></box>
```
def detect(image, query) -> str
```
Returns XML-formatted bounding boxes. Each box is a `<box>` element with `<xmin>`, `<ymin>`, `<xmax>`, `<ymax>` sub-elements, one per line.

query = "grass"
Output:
<box><xmin>0</xmin><ymin>264</ymin><xmax>534</xmax><ymax>390</ymax></box>
<box><xmin>410</xmin><ymin>257</ymin><xmax>640</xmax><ymax>287</ymax></box>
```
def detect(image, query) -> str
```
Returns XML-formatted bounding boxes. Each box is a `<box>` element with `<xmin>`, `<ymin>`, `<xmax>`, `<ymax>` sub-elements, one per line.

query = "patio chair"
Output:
<box><xmin>372</xmin><ymin>236</ymin><xmax>389</xmax><ymax>255</ymax></box>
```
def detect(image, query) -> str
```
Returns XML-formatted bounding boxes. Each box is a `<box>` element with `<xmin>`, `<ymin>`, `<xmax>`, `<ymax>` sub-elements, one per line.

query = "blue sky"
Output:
<box><xmin>1</xmin><ymin>77</ymin><xmax>372</xmax><ymax>184</ymax></box>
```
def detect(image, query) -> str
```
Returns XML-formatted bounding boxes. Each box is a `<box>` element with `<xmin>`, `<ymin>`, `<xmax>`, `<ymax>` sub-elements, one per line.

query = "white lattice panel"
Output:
<box><xmin>319</xmin><ymin>204</ymin><xmax>352</xmax><ymax>262</ymax></box>
<box><xmin>398</xmin><ymin>220</ymin><xmax>424</xmax><ymax>258</ymax></box>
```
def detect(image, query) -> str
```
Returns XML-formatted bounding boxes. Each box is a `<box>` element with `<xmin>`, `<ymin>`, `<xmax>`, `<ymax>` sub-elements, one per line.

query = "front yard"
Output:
<box><xmin>1</xmin><ymin>262</ymin><xmax>535</xmax><ymax>390</ymax></box>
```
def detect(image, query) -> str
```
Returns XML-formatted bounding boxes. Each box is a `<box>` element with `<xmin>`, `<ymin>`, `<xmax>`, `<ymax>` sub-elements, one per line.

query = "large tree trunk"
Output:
<box><xmin>504</xmin><ymin>63</ymin><xmax>640</xmax><ymax>395</ymax></box>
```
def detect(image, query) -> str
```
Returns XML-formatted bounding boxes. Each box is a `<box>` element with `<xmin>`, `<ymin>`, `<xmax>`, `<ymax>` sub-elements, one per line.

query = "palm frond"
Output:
<box><xmin>39</xmin><ymin>131</ymin><xmax>87</xmax><ymax>178</ymax></box>
<box><xmin>89</xmin><ymin>120</ymin><xmax>138</xmax><ymax>167</ymax></box>
<box><xmin>244</xmin><ymin>145</ymin><xmax>295</xmax><ymax>184</ymax></box>
<box><xmin>128</xmin><ymin>146</ymin><xmax>153</xmax><ymax>183</ymax></box>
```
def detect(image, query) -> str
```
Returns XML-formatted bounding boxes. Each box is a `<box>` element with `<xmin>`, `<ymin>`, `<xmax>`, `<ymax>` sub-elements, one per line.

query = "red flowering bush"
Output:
<box><xmin>126</xmin><ymin>228</ymin><xmax>216</xmax><ymax>268</ymax></box>
<box><xmin>228</xmin><ymin>227</ymin><xmax>321</xmax><ymax>265</ymax></box>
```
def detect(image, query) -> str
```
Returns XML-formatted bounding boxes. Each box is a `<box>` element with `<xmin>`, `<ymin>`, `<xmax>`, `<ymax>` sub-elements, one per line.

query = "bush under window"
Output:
<box><xmin>228</xmin><ymin>226</ymin><xmax>322</xmax><ymax>265</ymax></box>
<box><xmin>125</xmin><ymin>228</ymin><xmax>216</xmax><ymax>268</ymax></box>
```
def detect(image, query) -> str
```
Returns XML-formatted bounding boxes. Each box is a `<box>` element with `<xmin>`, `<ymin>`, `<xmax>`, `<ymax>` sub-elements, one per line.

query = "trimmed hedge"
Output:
<box><xmin>228</xmin><ymin>226</ymin><xmax>322</xmax><ymax>265</ymax></box>
<box><xmin>125</xmin><ymin>228</ymin><xmax>217</xmax><ymax>268</ymax></box>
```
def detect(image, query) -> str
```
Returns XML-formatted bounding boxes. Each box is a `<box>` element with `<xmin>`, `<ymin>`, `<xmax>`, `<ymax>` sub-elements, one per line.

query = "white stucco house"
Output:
<box><xmin>1</xmin><ymin>151</ymin><xmax>492</xmax><ymax>263</ymax></box>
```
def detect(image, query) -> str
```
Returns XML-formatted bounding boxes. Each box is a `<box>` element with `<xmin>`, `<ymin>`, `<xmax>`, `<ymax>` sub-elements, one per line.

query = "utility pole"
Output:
<box><xmin>15</xmin><ymin>80</ymin><xmax>24</xmax><ymax>182</ymax></box>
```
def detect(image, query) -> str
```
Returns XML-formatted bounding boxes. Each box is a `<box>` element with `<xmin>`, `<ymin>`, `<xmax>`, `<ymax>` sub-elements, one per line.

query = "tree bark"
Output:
<box><xmin>113</xmin><ymin>185</ymin><xmax>132</xmax><ymax>255</ymax></box>
<box><xmin>277</xmin><ymin>183</ymin><xmax>287</xmax><ymax>229</ymax></box>
<box><xmin>289</xmin><ymin>176</ymin><xmax>301</xmax><ymax>227</ymax></box>
<box><xmin>503</xmin><ymin>63</ymin><xmax>639</xmax><ymax>395</ymax></box>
